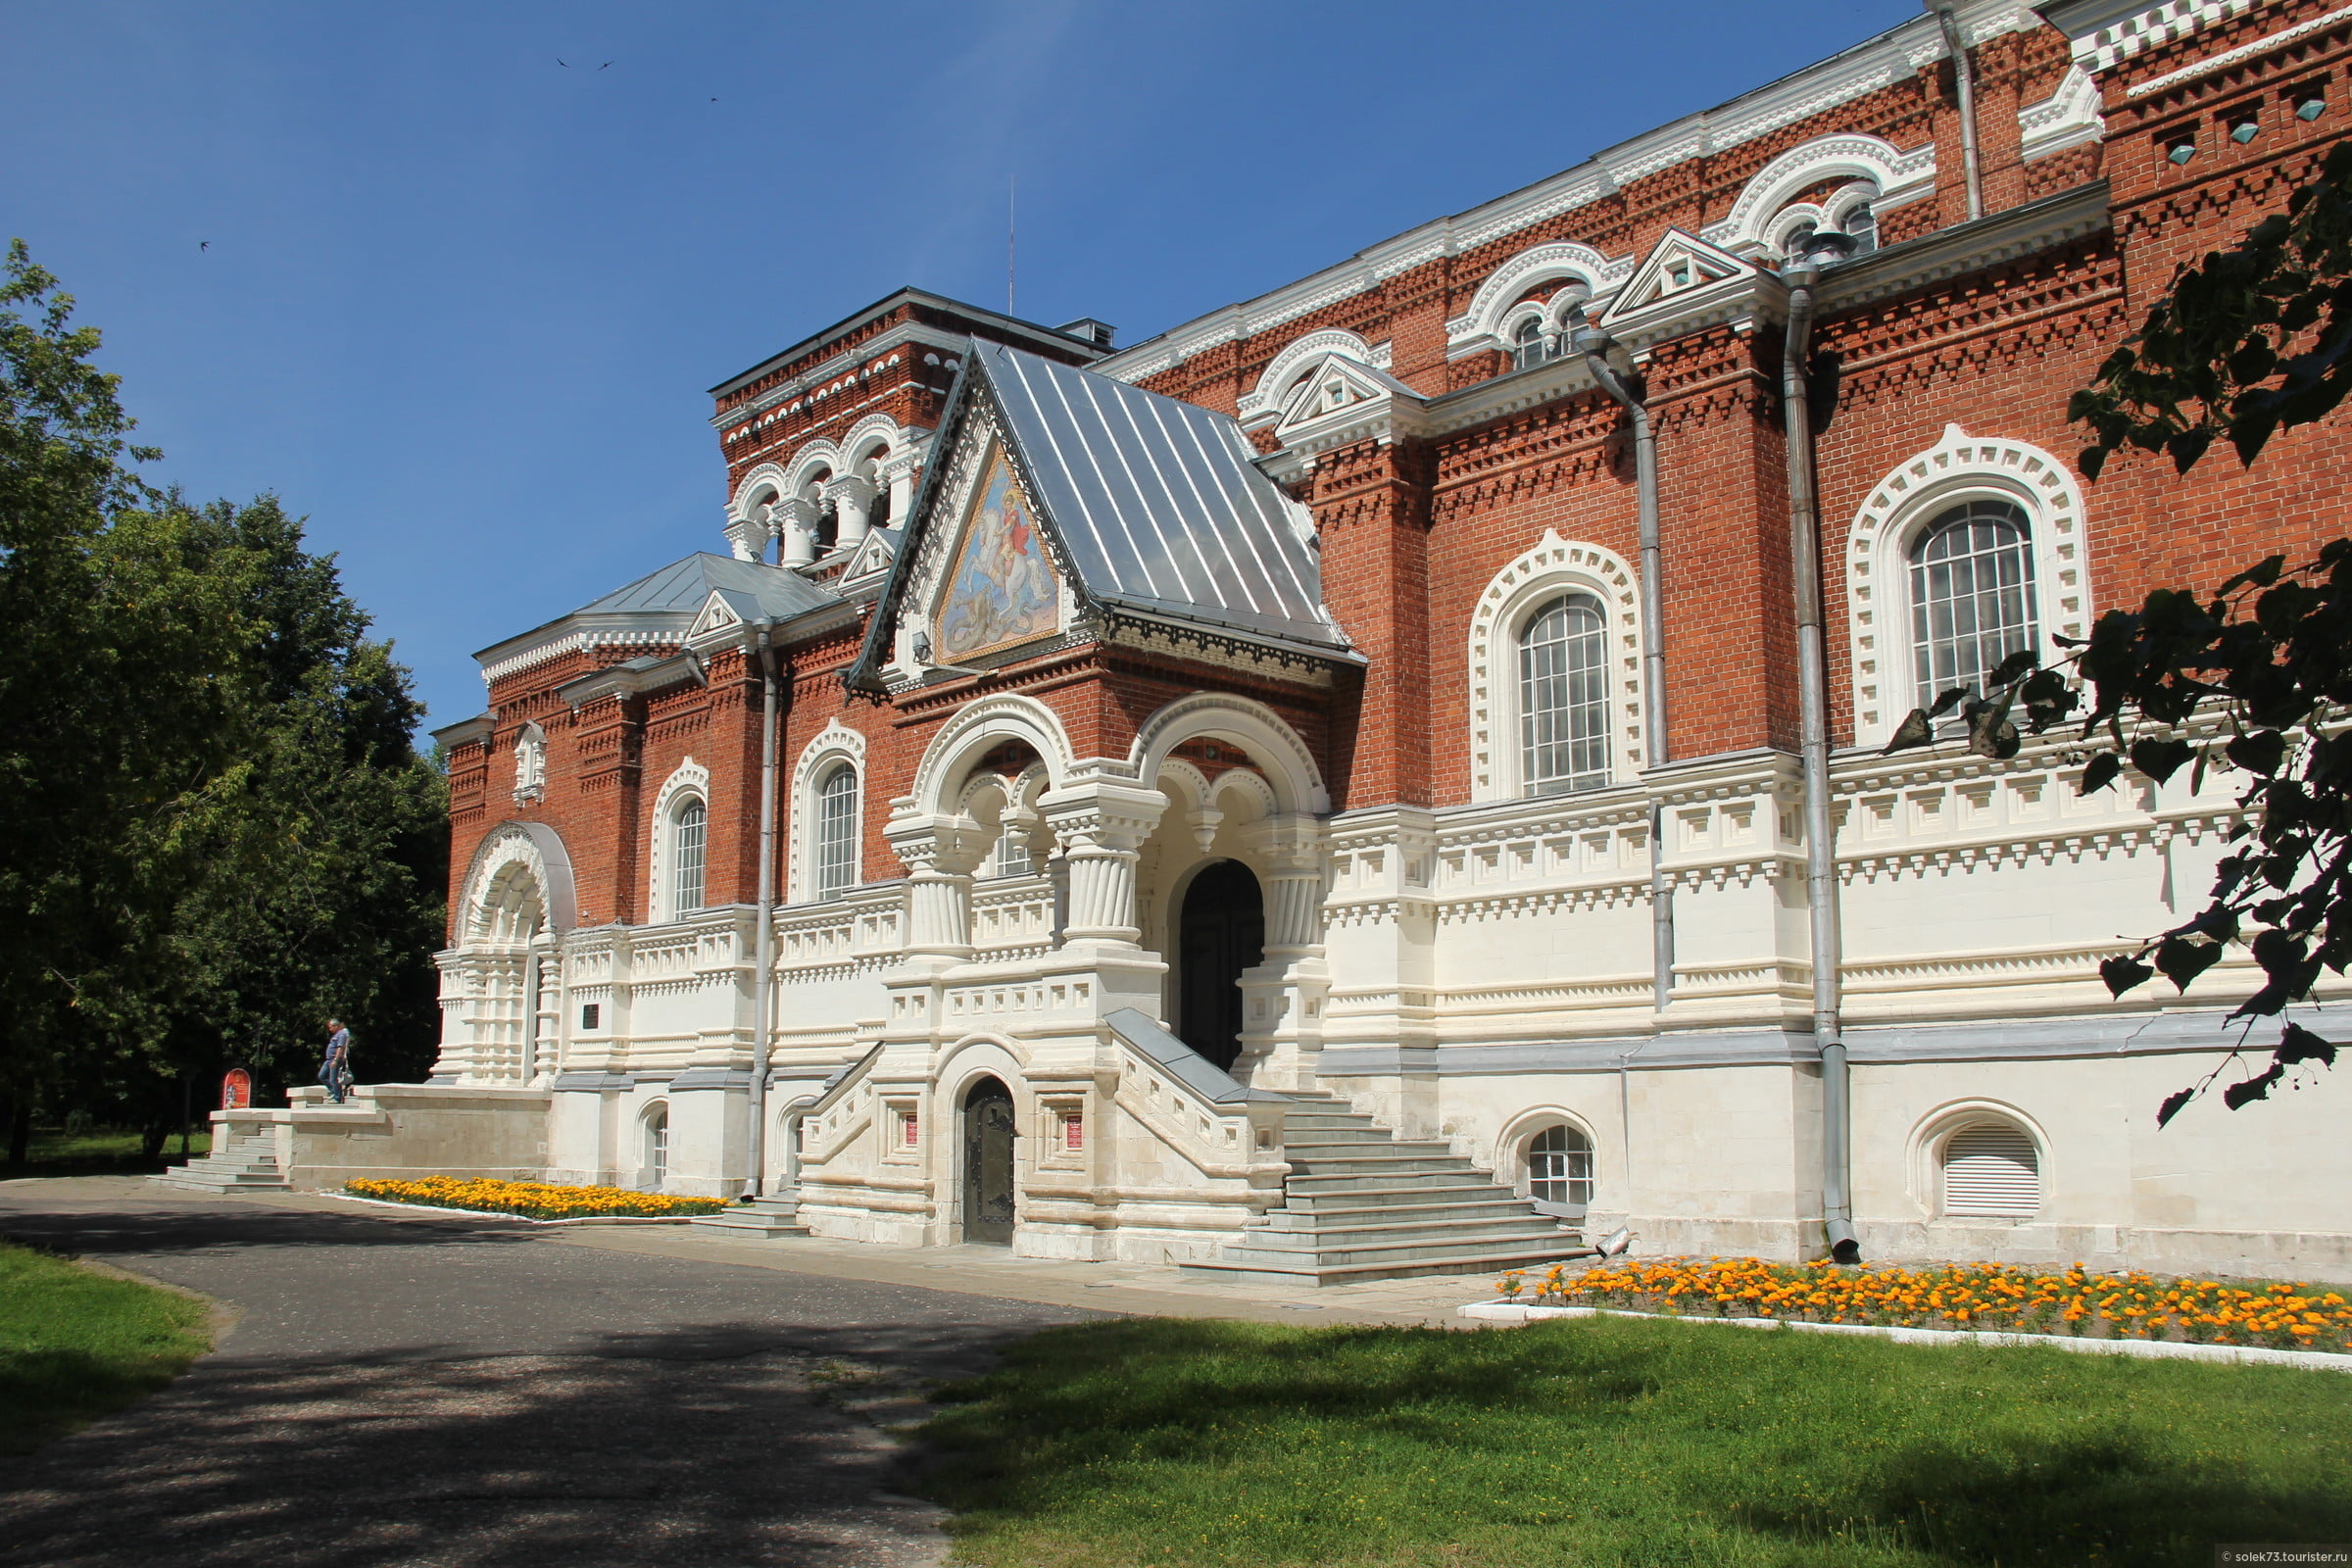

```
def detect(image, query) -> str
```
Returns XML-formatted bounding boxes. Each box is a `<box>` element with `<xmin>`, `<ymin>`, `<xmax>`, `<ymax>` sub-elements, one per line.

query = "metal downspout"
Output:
<box><xmin>745</xmin><ymin>624</ymin><xmax>781</xmax><ymax>1198</ymax></box>
<box><xmin>1575</xmin><ymin>312</ymin><xmax>1671</xmax><ymax>1210</ymax></box>
<box><xmin>1782</xmin><ymin>239</ymin><xmax>1861</xmax><ymax>1264</ymax></box>
<box><xmin>1930</xmin><ymin>2</ymin><xmax>1984</xmax><ymax>222</ymax></box>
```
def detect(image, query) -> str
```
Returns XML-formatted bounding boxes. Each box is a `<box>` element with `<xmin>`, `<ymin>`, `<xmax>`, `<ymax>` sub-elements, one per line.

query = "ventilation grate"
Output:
<box><xmin>1941</xmin><ymin>1124</ymin><xmax>2040</xmax><ymax>1217</ymax></box>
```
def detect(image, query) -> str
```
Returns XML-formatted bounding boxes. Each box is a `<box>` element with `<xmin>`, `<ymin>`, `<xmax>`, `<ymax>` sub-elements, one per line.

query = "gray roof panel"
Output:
<box><xmin>978</xmin><ymin>344</ymin><xmax>1343</xmax><ymax>652</ymax></box>
<box><xmin>578</xmin><ymin>552</ymin><xmax>836</xmax><ymax>621</ymax></box>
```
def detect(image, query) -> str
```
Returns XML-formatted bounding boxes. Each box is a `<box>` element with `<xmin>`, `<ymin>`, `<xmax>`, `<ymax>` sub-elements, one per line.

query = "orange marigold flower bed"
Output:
<box><xmin>345</xmin><ymin>1175</ymin><xmax>724</xmax><ymax>1222</ymax></box>
<box><xmin>1492</xmin><ymin>1256</ymin><xmax>2352</xmax><ymax>1355</ymax></box>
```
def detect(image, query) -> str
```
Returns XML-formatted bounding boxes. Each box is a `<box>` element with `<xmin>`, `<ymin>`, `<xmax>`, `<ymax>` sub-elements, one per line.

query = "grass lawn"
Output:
<box><xmin>916</xmin><ymin>1315</ymin><xmax>2352</xmax><ymax>1568</ymax></box>
<box><xmin>0</xmin><ymin>1241</ymin><xmax>213</xmax><ymax>1454</ymax></box>
<box><xmin>0</xmin><ymin>1125</ymin><xmax>211</xmax><ymax>1178</ymax></box>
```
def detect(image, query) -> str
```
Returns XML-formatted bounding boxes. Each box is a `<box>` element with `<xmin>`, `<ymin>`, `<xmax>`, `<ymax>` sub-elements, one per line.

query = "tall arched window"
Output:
<box><xmin>645</xmin><ymin>1105</ymin><xmax>670</xmax><ymax>1188</ymax></box>
<box><xmin>1518</xmin><ymin>594</ymin><xmax>1610</xmax><ymax>796</ymax></box>
<box><xmin>815</xmin><ymin>764</ymin><xmax>858</xmax><ymax>898</ymax></box>
<box><xmin>671</xmin><ymin>799</ymin><xmax>707</xmax><ymax>914</ymax></box>
<box><xmin>1528</xmin><ymin>1124</ymin><xmax>1594</xmax><ymax>1218</ymax></box>
<box><xmin>1909</xmin><ymin>499</ymin><xmax>2038</xmax><ymax>712</ymax></box>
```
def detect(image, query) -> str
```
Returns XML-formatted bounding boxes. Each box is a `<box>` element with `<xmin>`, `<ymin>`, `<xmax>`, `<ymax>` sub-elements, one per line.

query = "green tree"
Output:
<box><xmin>1884</xmin><ymin>144</ymin><xmax>2352</xmax><ymax>1121</ymax></box>
<box><xmin>1</xmin><ymin>243</ymin><xmax>447</xmax><ymax>1151</ymax></box>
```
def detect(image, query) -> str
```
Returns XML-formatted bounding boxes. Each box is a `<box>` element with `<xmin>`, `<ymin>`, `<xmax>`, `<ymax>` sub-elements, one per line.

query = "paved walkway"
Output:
<box><xmin>0</xmin><ymin>1178</ymin><xmax>1494</xmax><ymax>1568</ymax></box>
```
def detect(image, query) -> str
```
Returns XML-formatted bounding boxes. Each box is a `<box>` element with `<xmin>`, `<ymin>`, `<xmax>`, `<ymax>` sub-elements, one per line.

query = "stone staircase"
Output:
<box><xmin>1178</xmin><ymin>1093</ymin><xmax>1590</xmax><ymax>1287</ymax></box>
<box><xmin>688</xmin><ymin>1195</ymin><xmax>809</xmax><ymax>1239</ymax></box>
<box><xmin>150</xmin><ymin>1129</ymin><xmax>292</xmax><ymax>1194</ymax></box>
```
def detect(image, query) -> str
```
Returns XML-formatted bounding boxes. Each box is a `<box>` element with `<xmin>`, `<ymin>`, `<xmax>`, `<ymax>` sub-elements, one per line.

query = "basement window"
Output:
<box><xmin>1940</xmin><ymin>1122</ymin><xmax>2041</xmax><ymax>1218</ymax></box>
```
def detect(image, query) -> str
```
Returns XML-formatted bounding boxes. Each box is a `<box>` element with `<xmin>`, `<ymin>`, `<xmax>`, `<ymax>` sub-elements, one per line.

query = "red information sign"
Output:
<box><xmin>220</xmin><ymin>1068</ymin><xmax>252</xmax><ymax>1110</ymax></box>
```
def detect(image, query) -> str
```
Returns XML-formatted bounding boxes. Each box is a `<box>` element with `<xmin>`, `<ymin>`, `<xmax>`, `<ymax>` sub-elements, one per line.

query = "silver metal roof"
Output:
<box><xmin>577</xmin><ymin>552</ymin><xmax>836</xmax><ymax>620</ymax></box>
<box><xmin>978</xmin><ymin>343</ymin><xmax>1344</xmax><ymax>652</ymax></box>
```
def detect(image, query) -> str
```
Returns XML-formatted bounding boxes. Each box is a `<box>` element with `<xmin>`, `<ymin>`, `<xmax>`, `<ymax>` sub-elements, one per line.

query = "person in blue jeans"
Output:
<box><xmin>319</xmin><ymin>1020</ymin><xmax>353</xmax><ymax>1103</ymax></box>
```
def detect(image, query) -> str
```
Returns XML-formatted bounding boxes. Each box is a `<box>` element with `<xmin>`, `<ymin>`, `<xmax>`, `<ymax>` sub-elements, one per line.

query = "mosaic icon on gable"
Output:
<box><xmin>935</xmin><ymin>444</ymin><xmax>1060</xmax><ymax>662</ymax></box>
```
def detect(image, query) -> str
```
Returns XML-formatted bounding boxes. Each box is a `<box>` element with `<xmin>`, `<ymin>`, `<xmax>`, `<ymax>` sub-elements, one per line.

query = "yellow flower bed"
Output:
<box><xmin>1494</xmin><ymin>1256</ymin><xmax>2352</xmax><ymax>1354</ymax></box>
<box><xmin>345</xmin><ymin>1175</ymin><xmax>724</xmax><ymax>1221</ymax></box>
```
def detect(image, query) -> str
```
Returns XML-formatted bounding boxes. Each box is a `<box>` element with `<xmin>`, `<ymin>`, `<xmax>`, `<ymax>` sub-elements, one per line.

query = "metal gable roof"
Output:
<box><xmin>576</xmin><ymin>552</ymin><xmax>836</xmax><ymax>620</ymax></box>
<box><xmin>976</xmin><ymin>343</ymin><xmax>1345</xmax><ymax>652</ymax></box>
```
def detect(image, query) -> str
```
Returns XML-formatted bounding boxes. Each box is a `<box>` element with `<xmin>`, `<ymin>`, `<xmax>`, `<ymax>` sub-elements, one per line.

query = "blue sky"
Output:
<box><xmin>2</xmin><ymin>0</ymin><xmax>1913</xmax><ymax>733</ymax></box>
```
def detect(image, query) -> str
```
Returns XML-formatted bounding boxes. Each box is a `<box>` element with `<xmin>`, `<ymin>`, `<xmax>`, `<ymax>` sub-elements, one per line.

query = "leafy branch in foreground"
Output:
<box><xmin>2071</xmin><ymin>139</ymin><xmax>2352</xmax><ymax>477</ymax></box>
<box><xmin>1883</xmin><ymin>541</ymin><xmax>2349</xmax><ymax>1124</ymax></box>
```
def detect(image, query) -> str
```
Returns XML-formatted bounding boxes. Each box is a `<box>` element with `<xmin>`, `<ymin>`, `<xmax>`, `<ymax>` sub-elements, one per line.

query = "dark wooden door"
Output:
<box><xmin>1177</xmin><ymin>859</ymin><xmax>1264</xmax><ymax>1072</ymax></box>
<box><xmin>961</xmin><ymin>1078</ymin><xmax>1015</xmax><ymax>1245</ymax></box>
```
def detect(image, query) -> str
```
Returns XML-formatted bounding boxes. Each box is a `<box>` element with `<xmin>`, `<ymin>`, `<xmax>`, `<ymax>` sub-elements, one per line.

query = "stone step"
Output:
<box><xmin>1256</xmin><ymin>1198</ymin><xmax>1543</xmax><ymax>1229</ymax></box>
<box><xmin>1230</xmin><ymin>1217</ymin><xmax>1571</xmax><ymax>1254</ymax></box>
<box><xmin>1284</xmin><ymin>1154</ymin><xmax>1487</xmax><ymax>1176</ymax></box>
<box><xmin>689</xmin><ymin>1198</ymin><xmax>809</xmax><ymax>1239</ymax></box>
<box><xmin>1283</xmin><ymin>1135</ymin><xmax>1453</xmax><ymax>1154</ymax></box>
<box><xmin>1178</xmin><ymin>1242</ymin><xmax>1592</xmax><ymax>1289</ymax></box>
<box><xmin>1282</xmin><ymin>1170</ymin><xmax>1500</xmax><ymax>1195</ymax></box>
<box><xmin>1278</xmin><ymin>1180</ymin><xmax>1516</xmax><ymax>1208</ymax></box>
<box><xmin>149</xmin><ymin>1167</ymin><xmax>292</xmax><ymax>1193</ymax></box>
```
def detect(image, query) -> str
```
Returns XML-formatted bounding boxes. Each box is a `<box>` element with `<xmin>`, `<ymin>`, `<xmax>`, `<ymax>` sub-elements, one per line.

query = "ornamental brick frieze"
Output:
<box><xmin>1820</xmin><ymin>240</ymin><xmax>2122</xmax><ymax>368</ymax></box>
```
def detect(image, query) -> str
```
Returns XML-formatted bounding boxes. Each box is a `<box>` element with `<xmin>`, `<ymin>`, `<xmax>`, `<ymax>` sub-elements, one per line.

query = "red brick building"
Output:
<box><xmin>368</xmin><ymin>0</ymin><xmax>2352</xmax><ymax>1281</ymax></box>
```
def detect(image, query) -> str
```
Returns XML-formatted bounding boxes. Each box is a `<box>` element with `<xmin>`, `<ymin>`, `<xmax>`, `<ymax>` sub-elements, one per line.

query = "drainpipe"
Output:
<box><xmin>1571</xmin><ymin>310</ymin><xmax>1673</xmax><ymax>1011</ymax></box>
<box><xmin>1929</xmin><ymin>2</ymin><xmax>1984</xmax><ymax>222</ymax></box>
<box><xmin>744</xmin><ymin>623</ymin><xmax>781</xmax><ymax>1199</ymax></box>
<box><xmin>1782</xmin><ymin>232</ymin><xmax>1862</xmax><ymax>1264</ymax></box>
<box><xmin>1573</xmin><ymin>305</ymin><xmax>1671</xmax><ymax>1226</ymax></box>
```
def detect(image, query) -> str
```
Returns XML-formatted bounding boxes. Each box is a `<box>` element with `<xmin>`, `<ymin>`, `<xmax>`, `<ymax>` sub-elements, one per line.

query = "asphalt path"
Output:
<box><xmin>0</xmin><ymin>1178</ymin><xmax>1104</xmax><ymax>1568</ymax></box>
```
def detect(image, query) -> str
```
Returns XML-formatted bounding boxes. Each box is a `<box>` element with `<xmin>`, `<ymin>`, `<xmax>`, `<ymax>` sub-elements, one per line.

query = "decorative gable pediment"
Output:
<box><xmin>688</xmin><ymin>588</ymin><xmax>745</xmax><ymax>639</ymax></box>
<box><xmin>835</xmin><ymin>525</ymin><xmax>899</xmax><ymax>594</ymax></box>
<box><xmin>1597</xmin><ymin>228</ymin><xmax>1765</xmax><ymax>340</ymax></box>
<box><xmin>1271</xmin><ymin>353</ymin><xmax>1428</xmax><ymax>454</ymax></box>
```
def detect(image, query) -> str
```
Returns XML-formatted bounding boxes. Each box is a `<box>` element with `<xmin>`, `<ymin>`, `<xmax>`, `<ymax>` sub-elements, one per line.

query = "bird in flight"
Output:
<box><xmin>599</xmin><ymin>61</ymin><xmax>612</xmax><ymax>69</ymax></box>
<box><xmin>558</xmin><ymin>57</ymin><xmax>568</xmax><ymax>66</ymax></box>
<box><xmin>199</xmin><ymin>241</ymin><xmax>210</xmax><ymax>251</ymax></box>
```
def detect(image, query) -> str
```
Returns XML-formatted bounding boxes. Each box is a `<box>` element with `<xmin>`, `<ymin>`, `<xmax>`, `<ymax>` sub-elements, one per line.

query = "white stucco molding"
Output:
<box><xmin>461</xmin><ymin>820</ymin><xmax>578</xmax><ymax>944</ymax></box>
<box><xmin>1845</xmin><ymin>425</ymin><xmax>2090</xmax><ymax>746</ymax></box>
<box><xmin>1466</xmin><ymin>532</ymin><xmax>1647</xmax><ymax>803</ymax></box>
<box><xmin>1130</xmin><ymin>693</ymin><xmax>1329</xmax><ymax>817</ymax></box>
<box><xmin>790</xmin><ymin>723</ymin><xmax>868</xmax><ymax>905</ymax></box>
<box><xmin>1446</xmin><ymin>241</ymin><xmax>1621</xmax><ymax>359</ymax></box>
<box><xmin>645</xmin><ymin>758</ymin><xmax>711</xmax><ymax>923</ymax></box>
<box><xmin>1237</xmin><ymin>330</ymin><xmax>1394</xmax><ymax>426</ymax></box>
<box><xmin>1711</xmin><ymin>133</ymin><xmax>1936</xmax><ymax>254</ymax></box>
<box><xmin>839</xmin><ymin>413</ymin><xmax>910</xmax><ymax>470</ymax></box>
<box><xmin>903</xmin><ymin>696</ymin><xmax>1075</xmax><ymax>824</ymax></box>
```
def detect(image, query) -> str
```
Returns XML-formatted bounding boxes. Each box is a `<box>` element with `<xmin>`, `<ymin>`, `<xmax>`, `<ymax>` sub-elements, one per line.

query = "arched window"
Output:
<box><xmin>1909</xmin><ymin>499</ymin><xmax>2039</xmax><ymax>712</ymax></box>
<box><xmin>994</xmin><ymin>814</ymin><xmax>1033</xmax><ymax>877</ymax></box>
<box><xmin>815</xmin><ymin>763</ymin><xmax>858</xmax><ymax>898</ymax></box>
<box><xmin>1518</xmin><ymin>594</ymin><xmax>1610</xmax><ymax>796</ymax></box>
<box><xmin>1939</xmin><ymin>1120</ymin><xmax>2041</xmax><ymax>1217</ymax></box>
<box><xmin>645</xmin><ymin>1105</ymin><xmax>670</xmax><ymax>1188</ymax></box>
<box><xmin>1528</xmin><ymin>1124</ymin><xmax>1594</xmax><ymax>1217</ymax></box>
<box><xmin>671</xmin><ymin>799</ymin><xmax>707</xmax><ymax>914</ymax></box>
<box><xmin>1843</xmin><ymin>200</ymin><xmax>1879</xmax><ymax>254</ymax></box>
<box><xmin>1512</xmin><ymin>317</ymin><xmax>1551</xmax><ymax>370</ymax></box>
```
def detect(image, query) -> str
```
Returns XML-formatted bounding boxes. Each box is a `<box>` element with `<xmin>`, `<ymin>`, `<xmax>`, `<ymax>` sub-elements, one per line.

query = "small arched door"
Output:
<box><xmin>1177</xmin><ymin>859</ymin><xmax>1265</xmax><ymax>1072</ymax></box>
<box><xmin>961</xmin><ymin>1078</ymin><xmax>1016</xmax><ymax>1245</ymax></box>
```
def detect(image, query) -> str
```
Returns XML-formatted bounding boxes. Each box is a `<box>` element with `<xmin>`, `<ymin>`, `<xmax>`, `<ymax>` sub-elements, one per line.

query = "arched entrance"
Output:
<box><xmin>960</xmin><ymin>1077</ymin><xmax>1016</xmax><ymax>1245</ymax></box>
<box><xmin>1177</xmin><ymin>859</ymin><xmax>1264</xmax><ymax>1072</ymax></box>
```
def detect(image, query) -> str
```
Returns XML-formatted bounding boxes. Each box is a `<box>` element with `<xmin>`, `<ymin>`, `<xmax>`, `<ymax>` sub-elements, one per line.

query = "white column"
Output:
<box><xmin>1041</xmin><ymin>782</ymin><xmax>1168</xmax><ymax>949</ymax></box>
<box><xmin>779</xmin><ymin>497</ymin><xmax>821</xmax><ymax>567</ymax></box>
<box><xmin>886</xmin><ymin>813</ymin><xmax>987</xmax><ymax>959</ymax></box>
<box><xmin>826</xmin><ymin>475</ymin><xmax>877</xmax><ymax>551</ymax></box>
<box><xmin>881</xmin><ymin>449</ymin><xmax>922</xmax><ymax>528</ymax></box>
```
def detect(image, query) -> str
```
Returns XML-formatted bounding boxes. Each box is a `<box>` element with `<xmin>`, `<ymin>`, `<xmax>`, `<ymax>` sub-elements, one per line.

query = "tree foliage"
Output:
<box><xmin>2072</xmin><ymin>139</ymin><xmax>2352</xmax><ymax>477</ymax></box>
<box><xmin>0</xmin><ymin>241</ymin><xmax>445</xmax><ymax>1143</ymax></box>
<box><xmin>1884</xmin><ymin>149</ymin><xmax>2352</xmax><ymax>1124</ymax></box>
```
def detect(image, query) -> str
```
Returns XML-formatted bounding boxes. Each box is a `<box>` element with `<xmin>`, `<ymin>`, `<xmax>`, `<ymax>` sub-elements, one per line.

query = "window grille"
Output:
<box><xmin>1909</xmin><ymin>499</ymin><xmax>2037</xmax><ymax>715</ymax></box>
<box><xmin>1940</xmin><ymin>1122</ymin><xmax>2040</xmax><ymax>1216</ymax></box>
<box><xmin>815</xmin><ymin>764</ymin><xmax>859</xmax><ymax>897</ymax></box>
<box><xmin>1518</xmin><ymin>594</ymin><xmax>1610</xmax><ymax>796</ymax></box>
<box><xmin>671</xmin><ymin>799</ymin><xmax>707</xmax><ymax>914</ymax></box>
<box><xmin>1528</xmin><ymin>1124</ymin><xmax>1593</xmax><ymax>1214</ymax></box>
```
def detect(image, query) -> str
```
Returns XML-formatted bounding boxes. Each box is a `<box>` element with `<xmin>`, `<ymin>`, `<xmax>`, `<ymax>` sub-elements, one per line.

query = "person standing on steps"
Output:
<box><xmin>319</xmin><ymin>1019</ymin><xmax>353</xmax><ymax>1104</ymax></box>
